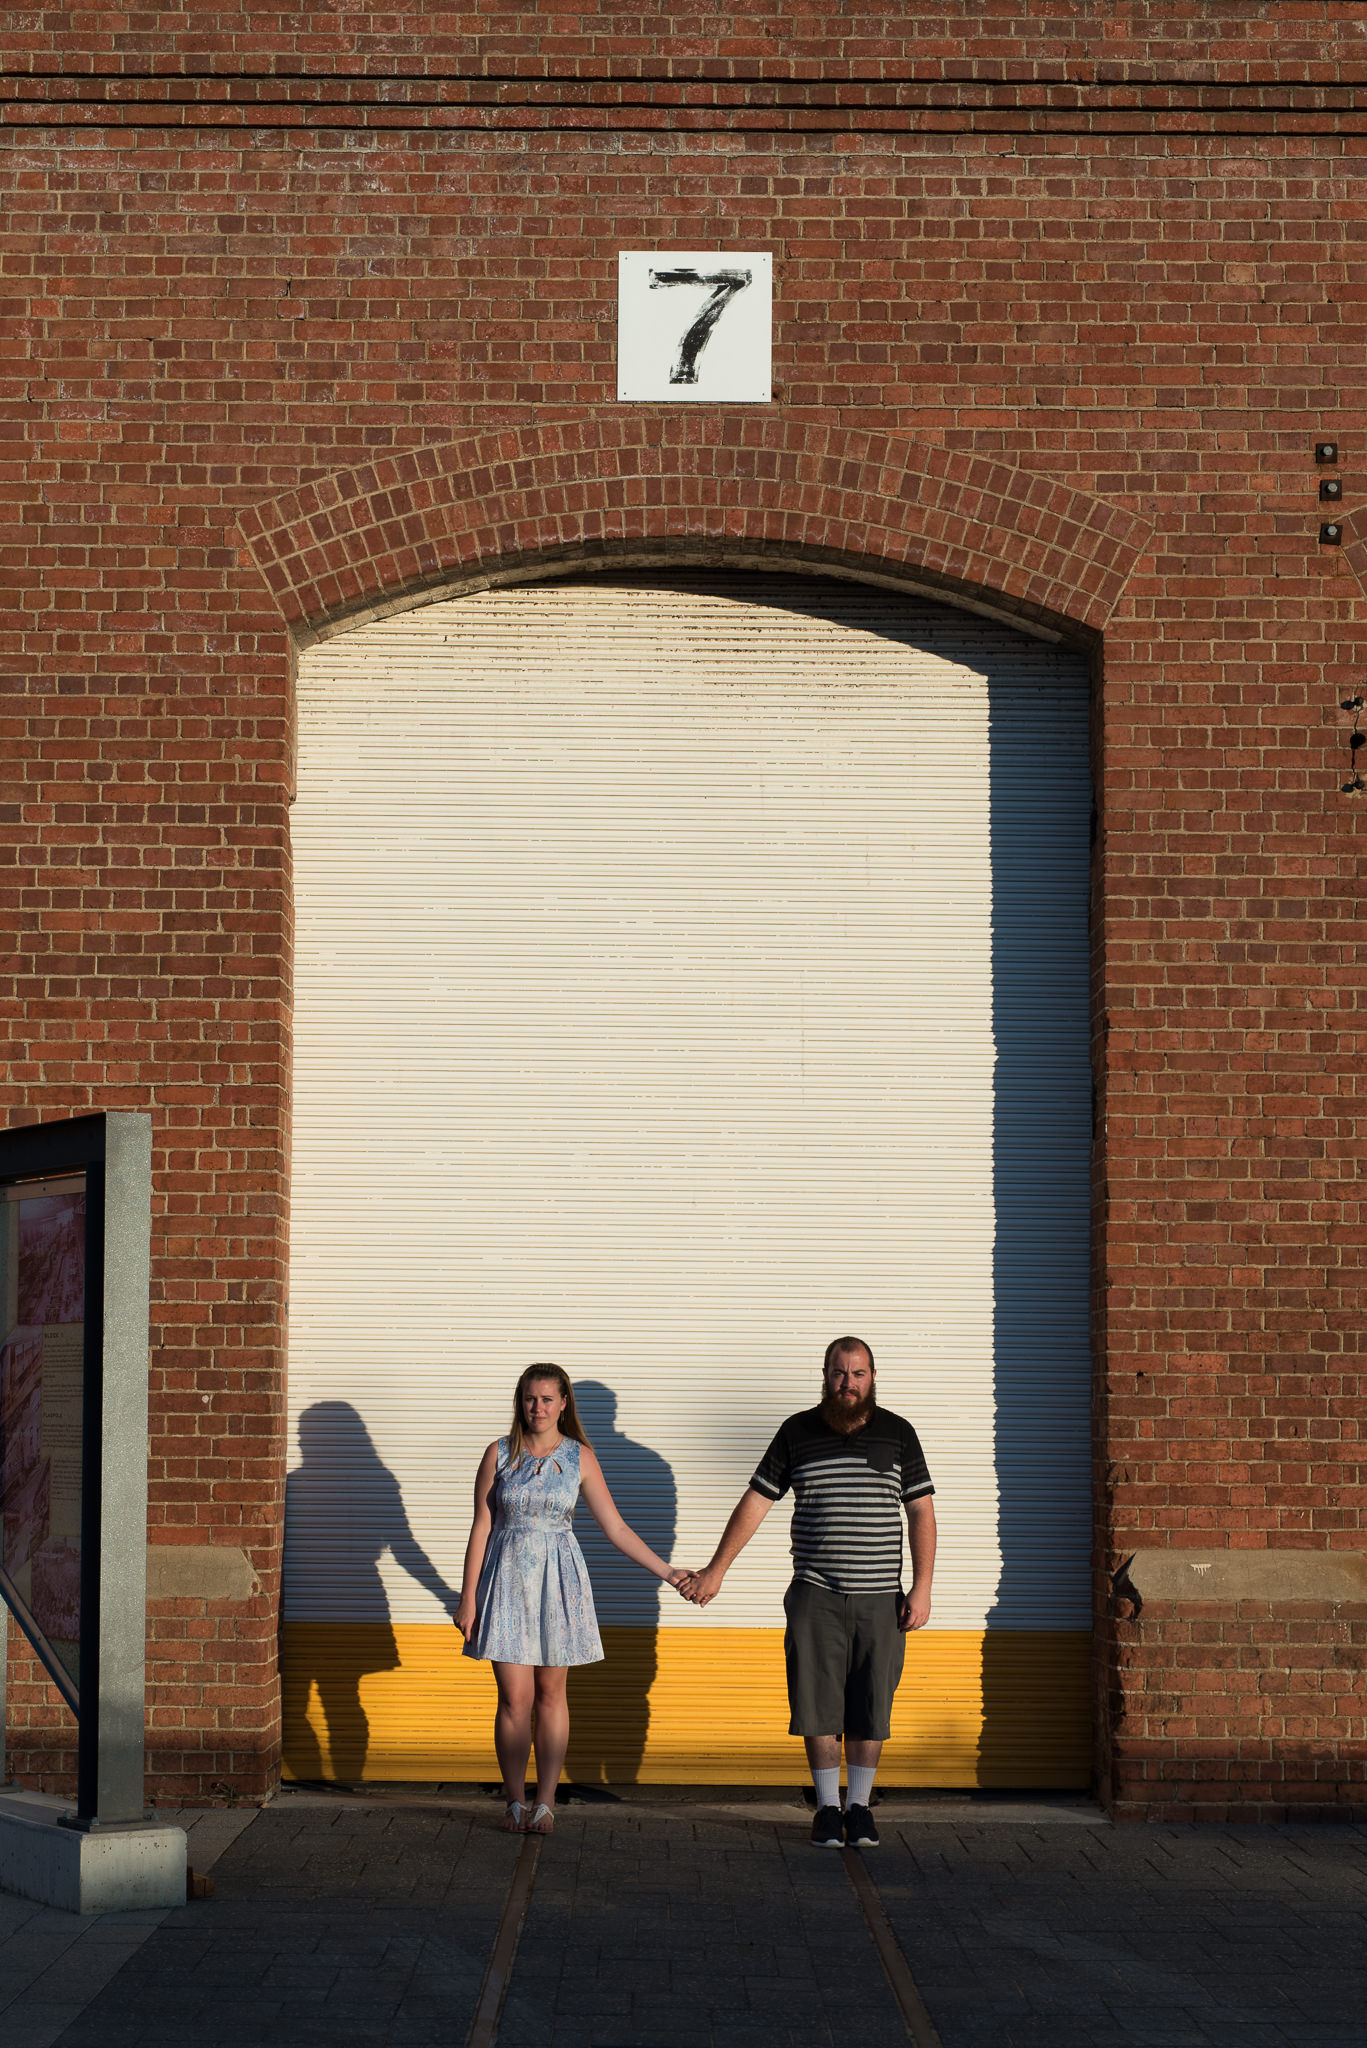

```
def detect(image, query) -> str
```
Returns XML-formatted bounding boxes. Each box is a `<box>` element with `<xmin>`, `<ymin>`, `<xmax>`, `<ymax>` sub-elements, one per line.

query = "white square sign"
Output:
<box><xmin>617</xmin><ymin>251</ymin><xmax>772</xmax><ymax>403</ymax></box>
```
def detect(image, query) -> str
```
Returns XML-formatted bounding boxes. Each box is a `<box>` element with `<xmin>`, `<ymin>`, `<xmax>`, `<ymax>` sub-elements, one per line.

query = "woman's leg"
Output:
<box><xmin>492</xmin><ymin>1662</ymin><xmax>536</xmax><ymax>1806</ymax></box>
<box><xmin>530</xmin><ymin>1665</ymin><xmax>570</xmax><ymax>1812</ymax></box>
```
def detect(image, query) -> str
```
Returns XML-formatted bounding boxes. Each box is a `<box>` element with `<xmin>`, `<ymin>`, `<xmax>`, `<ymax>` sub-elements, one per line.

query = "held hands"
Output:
<box><xmin>672</xmin><ymin>1556</ymin><xmax>725</xmax><ymax>1605</ymax></box>
<box><xmin>665</xmin><ymin>1566</ymin><xmax>723</xmax><ymax>1606</ymax></box>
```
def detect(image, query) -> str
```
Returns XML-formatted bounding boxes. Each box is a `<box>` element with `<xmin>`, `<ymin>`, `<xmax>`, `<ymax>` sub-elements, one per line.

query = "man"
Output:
<box><xmin>687</xmin><ymin>1336</ymin><xmax>935</xmax><ymax>1848</ymax></box>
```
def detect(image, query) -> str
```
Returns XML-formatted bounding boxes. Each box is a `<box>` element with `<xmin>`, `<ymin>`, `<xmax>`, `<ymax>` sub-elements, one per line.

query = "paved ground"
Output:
<box><xmin>0</xmin><ymin>1790</ymin><xmax>1363</xmax><ymax>2048</ymax></box>
<box><xmin>874</xmin><ymin>1817</ymin><xmax>1367</xmax><ymax>2048</ymax></box>
<box><xmin>0</xmin><ymin>1809</ymin><xmax>258</xmax><ymax>2048</ymax></box>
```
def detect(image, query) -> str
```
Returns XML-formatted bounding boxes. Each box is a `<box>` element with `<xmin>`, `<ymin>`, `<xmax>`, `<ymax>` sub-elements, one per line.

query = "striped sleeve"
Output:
<box><xmin>750</xmin><ymin>1422</ymin><xmax>792</xmax><ymax>1500</ymax></box>
<box><xmin>899</xmin><ymin>1418</ymin><xmax>934</xmax><ymax>1502</ymax></box>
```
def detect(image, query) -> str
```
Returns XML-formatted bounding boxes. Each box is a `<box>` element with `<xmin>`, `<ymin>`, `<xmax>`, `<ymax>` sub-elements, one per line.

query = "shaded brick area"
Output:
<box><xmin>871</xmin><ymin>1820</ymin><xmax>1367</xmax><ymax>2048</ymax></box>
<box><xmin>1107</xmin><ymin>1599</ymin><xmax>1367</xmax><ymax>1824</ymax></box>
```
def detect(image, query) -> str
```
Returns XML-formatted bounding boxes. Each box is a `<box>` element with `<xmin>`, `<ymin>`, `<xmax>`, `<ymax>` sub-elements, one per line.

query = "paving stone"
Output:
<box><xmin>866</xmin><ymin>1820</ymin><xmax>1367</xmax><ymax>2047</ymax></box>
<box><xmin>0</xmin><ymin>1797</ymin><xmax>1359</xmax><ymax>2046</ymax></box>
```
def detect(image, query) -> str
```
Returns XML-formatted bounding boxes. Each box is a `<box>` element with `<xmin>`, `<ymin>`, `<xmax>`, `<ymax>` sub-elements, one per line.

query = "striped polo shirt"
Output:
<box><xmin>750</xmin><ymin>1404</ymin><xmax>934</xmax><ymax>1596</ymax></box>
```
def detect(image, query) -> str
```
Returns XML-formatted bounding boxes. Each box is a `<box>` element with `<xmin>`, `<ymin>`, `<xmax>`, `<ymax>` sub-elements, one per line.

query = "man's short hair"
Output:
<box><xmin>823</xmin><ymin>1335</ymin><xmax>875</xmax><ymax>1377</ymax></box>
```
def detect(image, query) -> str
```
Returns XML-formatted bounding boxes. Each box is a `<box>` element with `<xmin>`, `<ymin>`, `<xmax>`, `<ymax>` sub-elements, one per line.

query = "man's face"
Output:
<box><xmin>823</xmin><ymin>1348</ymin><xmax>874</xmax><ymax>1417</ymax></box>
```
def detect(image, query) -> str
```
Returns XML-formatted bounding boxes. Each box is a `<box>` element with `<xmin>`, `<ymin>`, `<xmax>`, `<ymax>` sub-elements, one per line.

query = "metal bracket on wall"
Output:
<box><xmin>1342</xmin><ymin>696</ymin><xmax>1365</xmax><ymax>794</ymax></box>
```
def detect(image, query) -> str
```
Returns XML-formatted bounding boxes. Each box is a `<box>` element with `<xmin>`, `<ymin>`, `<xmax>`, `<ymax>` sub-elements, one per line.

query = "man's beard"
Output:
<box><xmin>821</xmin><ymin>1385</ymin><xmax>875</xmax><ymax>1434</ymax></box>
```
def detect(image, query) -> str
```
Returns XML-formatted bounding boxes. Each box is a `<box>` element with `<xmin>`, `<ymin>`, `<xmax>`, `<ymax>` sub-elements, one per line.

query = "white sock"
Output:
<box><xmin>845</xmin><ymin>1764</ymin><xmax>877</xmax><ymax>1808</ymax></box>
<box><xmin>811</xmin><ymin>1766</ymin><xmax>842</xmax><ymax>1812</ymax></box>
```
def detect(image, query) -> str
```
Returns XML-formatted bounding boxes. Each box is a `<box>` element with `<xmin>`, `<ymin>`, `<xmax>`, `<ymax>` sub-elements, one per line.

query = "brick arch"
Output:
<box><xmin>237</xmin><ymin>418</ymin><xmax>1151</xmax><ymax>647</ymax></box>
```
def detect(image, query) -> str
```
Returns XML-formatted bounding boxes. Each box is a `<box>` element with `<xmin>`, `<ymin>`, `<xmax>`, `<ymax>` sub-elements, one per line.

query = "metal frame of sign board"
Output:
<box><xmin>0</xmin><ymin>1112</ymin><xmax>152</xmax><ymax>1828</ymax></box>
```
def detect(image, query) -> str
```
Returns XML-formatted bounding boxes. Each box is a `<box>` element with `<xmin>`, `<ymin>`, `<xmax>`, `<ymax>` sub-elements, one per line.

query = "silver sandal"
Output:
<box><xmin>501</xmin><ymin>1800</ymin><xmax>527</xmax><ymax>1832</ymax></box>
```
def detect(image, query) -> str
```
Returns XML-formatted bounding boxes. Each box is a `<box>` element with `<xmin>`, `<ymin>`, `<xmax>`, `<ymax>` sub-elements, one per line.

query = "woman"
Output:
<box><xmin>456</xmin><ymin>1363</ymin><xmax>693</xmax><ymax>1833</ymax></box>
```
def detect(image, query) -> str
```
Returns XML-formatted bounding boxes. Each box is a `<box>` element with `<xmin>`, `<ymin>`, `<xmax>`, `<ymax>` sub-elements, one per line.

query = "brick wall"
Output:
<box><xmin>2</xmin><ymin>3</ymin><xmax>1364</xmax><ymax>1812</ymax></box>
<box><xmin>1106</xmin><ymin>1597</ymin><xmax>1367</xmax><ymax>1823</ymax></box>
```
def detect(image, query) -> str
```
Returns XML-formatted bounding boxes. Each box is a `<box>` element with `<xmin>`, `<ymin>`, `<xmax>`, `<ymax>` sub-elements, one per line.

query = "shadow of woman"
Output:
<box><xmin>282</xmin><ymin>1400</ymin><xmax>461</xmax><ymax>1783</ymax></box>
<box><xmin>566</xmin><ymin>1380</ymin><xmax>678</xmax><ymax>1787</ymax></box>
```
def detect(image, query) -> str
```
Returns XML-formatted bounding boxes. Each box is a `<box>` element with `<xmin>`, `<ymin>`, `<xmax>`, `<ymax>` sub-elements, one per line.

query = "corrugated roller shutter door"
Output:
<box><xmin>284</xmin><ymin>573</ymin><xmax>1093</xmax><ymax>1787</ymax></box>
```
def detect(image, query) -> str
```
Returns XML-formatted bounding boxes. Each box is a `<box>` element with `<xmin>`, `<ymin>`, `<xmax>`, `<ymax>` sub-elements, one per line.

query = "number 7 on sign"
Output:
<box><xmin>649</xmin><ymin>267</ymin><xmax>753</xmax><ymax>386</ymax></box>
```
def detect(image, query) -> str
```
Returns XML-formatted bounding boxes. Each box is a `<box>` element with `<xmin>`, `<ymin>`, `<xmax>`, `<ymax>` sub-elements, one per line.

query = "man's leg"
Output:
<box><xmin>803</xmin><ymin>1733</ymin><xmax>843</xmax><ymax>1815</ymax></box>
<box><xmin>785</xmin><ymin>1582</ymin><xmax>849</xmax><ymax>1843</ymax></box>
<box><xmin>843</xmin><ymin>1736</ymin><xmax>883</xmax><ymax>1813</ymax></box>
<box><xmin>804</xmin><ymin>1734</ymin><xmax>882</xmax><ymax>1818</ymax></box>
<box><xmin>842</xmin><ymin>1595</ymin><xmax>905</xmax><ymax>1846</ymax></box>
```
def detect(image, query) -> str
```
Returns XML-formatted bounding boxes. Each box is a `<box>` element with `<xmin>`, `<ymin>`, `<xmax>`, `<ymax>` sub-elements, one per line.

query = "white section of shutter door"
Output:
<box><xmin>286</xmin><ymin>575</ymin><xmax>1092</xmax><ymax>1633</ymax></box>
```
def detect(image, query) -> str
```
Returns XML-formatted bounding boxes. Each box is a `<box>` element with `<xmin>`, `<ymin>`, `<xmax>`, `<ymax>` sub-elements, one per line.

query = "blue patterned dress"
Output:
<box><xmin>463</xmin><ymin>1437</ymin><xmax>605</xmax><ymax>1668</ymax></box>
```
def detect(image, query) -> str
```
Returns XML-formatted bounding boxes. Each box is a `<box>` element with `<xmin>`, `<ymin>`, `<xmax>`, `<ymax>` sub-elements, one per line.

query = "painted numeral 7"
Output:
<box><xmin>649</xmin><ymin>267</ymin><xmax>753</xmax><ymax>385</ymax></box>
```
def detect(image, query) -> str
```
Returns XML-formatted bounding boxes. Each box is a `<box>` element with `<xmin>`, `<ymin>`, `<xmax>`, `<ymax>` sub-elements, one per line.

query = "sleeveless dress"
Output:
<box><xmin>463</xmin><ymin>1436</ymin><xmax>605</xmax><ymax>1667</ymax></box>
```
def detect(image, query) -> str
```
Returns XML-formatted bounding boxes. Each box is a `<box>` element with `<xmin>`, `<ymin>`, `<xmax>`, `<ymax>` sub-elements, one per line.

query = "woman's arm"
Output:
<box><xmin>578</xmin><ymin>1446</ymin><xmax>690</xmax><ymax>1586</ymax></box>
<box><xmin>454</xmin><ymin>1442</ymin><xmax>499</xmax><ymax>1636</ymax></box>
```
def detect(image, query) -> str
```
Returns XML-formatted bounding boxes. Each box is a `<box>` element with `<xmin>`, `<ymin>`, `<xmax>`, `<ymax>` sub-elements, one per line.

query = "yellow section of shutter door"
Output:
<box><xmin>282</xmin><ymin>1624</ymin><xmax>1091</xmax><ymax>1788</ymax></box>
<box><xmin>285</xmin><ymin>573</ymin><xmax>1093</xmax><ymax>1784</ymax></box>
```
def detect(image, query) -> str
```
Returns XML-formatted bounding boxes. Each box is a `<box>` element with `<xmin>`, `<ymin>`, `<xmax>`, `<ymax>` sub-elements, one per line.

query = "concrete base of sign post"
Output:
<box><xmin>0</xmin><ymin>1789</ymin><xmax>187</xmax><ymax>1913</ymax></box>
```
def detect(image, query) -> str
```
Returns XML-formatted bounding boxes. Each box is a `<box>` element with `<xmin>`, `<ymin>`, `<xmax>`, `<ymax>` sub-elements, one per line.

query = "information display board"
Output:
<box><xmin>0</xmin><ymin>1113</ymin><xmax>151</xmax><ymax>1826</ymax></box>
<box><xmin>0</xmin><ymin>1175</ymin><xmax>86</xmax><ymax>1704</ymax></box>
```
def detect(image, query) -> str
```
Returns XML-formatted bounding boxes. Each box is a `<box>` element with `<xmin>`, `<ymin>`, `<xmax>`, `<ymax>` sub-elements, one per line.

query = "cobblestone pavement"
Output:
<box><xmin>497</xmin><ymin>1805</ymin><xmax>907</xmax><ymax>2048</ymax></box>
<box><xmin>0</xmin><ymin>1793</ymin><xmax>1361</xmax><ymax>2048</ymax></box>
<box><xmin>44</xmin><ymin>1801</ymin><xmax>520</xmax><ymax>2048</ymax></box>
<box><xmin>873</xmin><ymin>1818</ymin><xmax>1367</xmax><ymax>2048</ymax></box>
<box><xmin>0</xmin><ymin>1810</ymin><xmax>256</xmax><ymax>2048</ymax></box>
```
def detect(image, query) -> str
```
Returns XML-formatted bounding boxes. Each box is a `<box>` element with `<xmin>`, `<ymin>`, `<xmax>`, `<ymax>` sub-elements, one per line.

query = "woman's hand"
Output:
<box><xmin>667</xmin><ymin>1567</ymin><xmax>698</xmax><ymax>1598</ymax></box>
<box><xmin>454</xmin><ymin>1594</ymin><xmax>477</xmax><ymax>1639</ymax></box>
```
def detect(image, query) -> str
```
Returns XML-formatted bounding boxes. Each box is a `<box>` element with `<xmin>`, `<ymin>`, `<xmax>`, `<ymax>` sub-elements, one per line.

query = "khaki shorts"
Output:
<box><xmin>782</xmin><ymin>1578</ymin><xmax>907</xmax><ymax>1741</ymax></box>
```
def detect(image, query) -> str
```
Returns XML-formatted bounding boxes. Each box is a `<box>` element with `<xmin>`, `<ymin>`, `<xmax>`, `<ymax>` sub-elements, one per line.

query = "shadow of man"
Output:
<box><xmin>282</xmin><ymin>1400</ymin><xmax>461</xmax><ymax>1783</ymax></box>
<box><xmin>566</xmin><ymin>1380</ymin><xmax>677</xmax><ymax>1787</ymax></box>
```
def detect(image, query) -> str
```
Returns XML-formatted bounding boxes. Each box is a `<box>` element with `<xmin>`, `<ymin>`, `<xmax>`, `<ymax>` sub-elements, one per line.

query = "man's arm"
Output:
<box><xmin>687</xmin><ymin>1487</ymin><xmax>774</xmax><ymax>1607</ymax></box>
<box><xmin>899</xmin><ymin>1495</ymin><xmax>936</xmax><ymax>1631</ymax></box>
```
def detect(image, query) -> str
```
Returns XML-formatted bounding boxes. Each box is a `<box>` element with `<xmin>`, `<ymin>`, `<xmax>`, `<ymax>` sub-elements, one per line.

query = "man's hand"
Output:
<box><xmin>898</xmin><ymin>1587</ymin><xmax>931</xmax><ymax>1632</ymax></box>
<box><xmin>688</xmin><ymin>1563</ymin><xmax>727</xmax><ymax>1608</ymax></box>
<box><xmin>902</xmin><ymin>1498</ymin><xmax>936</xmax><ymax>1631</ymax></box>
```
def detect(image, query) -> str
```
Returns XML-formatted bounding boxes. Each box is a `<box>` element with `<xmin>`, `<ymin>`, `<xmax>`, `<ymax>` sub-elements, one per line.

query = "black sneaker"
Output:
<box><xmin>810</xmin><ymin>1804</ymin><xmax>845</xmax><ymax>1848</ymax></box>
<box><xmin>844</xmin><ymin>1803</ymin><xmax>879</xmax><ymax>1848</ymax></box>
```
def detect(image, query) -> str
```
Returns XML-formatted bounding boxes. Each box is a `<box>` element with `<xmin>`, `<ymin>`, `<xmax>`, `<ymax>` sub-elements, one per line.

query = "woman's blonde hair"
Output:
<box><xmin>507</xmin><ymin>1362</ymin><xmax>590</xmax><ymax>1466</ymax></box>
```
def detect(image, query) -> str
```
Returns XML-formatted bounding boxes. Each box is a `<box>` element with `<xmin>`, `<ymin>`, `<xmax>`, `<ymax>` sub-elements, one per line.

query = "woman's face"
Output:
<box><xmin>522</xmin><ymin>1377</ymin><xmax>568</xmax><ymax>1434</ymax></box>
